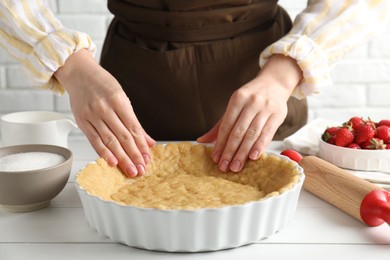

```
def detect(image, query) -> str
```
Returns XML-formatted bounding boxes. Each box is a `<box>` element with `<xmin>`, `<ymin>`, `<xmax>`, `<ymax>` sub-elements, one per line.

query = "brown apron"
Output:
<box><xmin>101</xmin><ymin>0</ymin><xmax>308</xmax><ymax>141</ymax></box>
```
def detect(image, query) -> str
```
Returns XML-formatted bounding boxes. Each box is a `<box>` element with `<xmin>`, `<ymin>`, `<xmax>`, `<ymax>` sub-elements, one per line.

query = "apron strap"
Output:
<box><xmin>108</xmin><ymin>0</ymin><xmax>279</xmax><ymax>42</ymax></box>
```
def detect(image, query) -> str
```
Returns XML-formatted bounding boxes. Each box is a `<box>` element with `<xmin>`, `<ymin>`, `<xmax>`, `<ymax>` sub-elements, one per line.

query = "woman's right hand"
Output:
<box><xmin>54</xmin><ymin>49</ymin><xmax>155</xmax><ymax>177</ymax></box>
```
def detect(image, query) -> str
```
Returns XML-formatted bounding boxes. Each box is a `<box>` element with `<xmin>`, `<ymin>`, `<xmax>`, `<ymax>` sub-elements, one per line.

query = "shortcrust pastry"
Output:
<box><xmin>77</xmin><ymin>142</ymin><xmax>300</xmax><ymax>210</ymax></box>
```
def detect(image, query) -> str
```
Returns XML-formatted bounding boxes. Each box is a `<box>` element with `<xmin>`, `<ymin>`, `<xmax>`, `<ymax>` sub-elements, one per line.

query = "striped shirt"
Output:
<box><xmin>0</xmin><ymin>0</ymin><xmax>96</xmax><ymax>94</ymax></box>
<box><xmin>0</xmin><ymin>0</ymin><xmax>388</xmax><ymax>97</ymax></box>
<box><xmin>260</xmin><ymin>0</ymin><xmax>389</xmax><ymax>98</ymax></box>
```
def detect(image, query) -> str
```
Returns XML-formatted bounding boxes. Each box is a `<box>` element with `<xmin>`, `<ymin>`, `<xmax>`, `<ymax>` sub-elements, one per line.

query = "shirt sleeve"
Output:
<box><xmin>259</xmin><ymin>0</ymin><xmax>389</xmax><ymax>99</ymax></box>
<box><xmin>0</xmin><ymin>0</ymin><xmax>96</xmax><ymax>94</ymax></box>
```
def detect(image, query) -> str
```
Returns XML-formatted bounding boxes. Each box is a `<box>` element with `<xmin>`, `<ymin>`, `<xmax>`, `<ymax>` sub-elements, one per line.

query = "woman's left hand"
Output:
<box><xmin>197</xmin><ymin>54</ymin><xmax>302</xmax><ymax>172</ymax></box>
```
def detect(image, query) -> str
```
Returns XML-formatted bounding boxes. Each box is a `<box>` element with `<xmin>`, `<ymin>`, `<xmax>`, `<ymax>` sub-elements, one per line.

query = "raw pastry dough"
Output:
<box><xmin>77</xmin><ymin>142</ymin><xmax>300</xmax><ymax>210</ymax></box>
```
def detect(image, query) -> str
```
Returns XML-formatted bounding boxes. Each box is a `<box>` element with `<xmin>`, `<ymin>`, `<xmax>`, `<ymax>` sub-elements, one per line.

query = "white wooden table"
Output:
<box><xmin>1</xmin><ymin>137</ymin><xmax>389</xmax><ymax>260</ymax></box>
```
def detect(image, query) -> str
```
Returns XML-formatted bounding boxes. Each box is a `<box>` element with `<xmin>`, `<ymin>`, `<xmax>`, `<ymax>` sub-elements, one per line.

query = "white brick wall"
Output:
<box><xmin>278</xmin><ymin>0</ymin><xmax>390</xmax><ymax>122</ymax></box>
<box><xmin>0</xmin><ymin>0</ymin><xmax>389</xmax><ymax>126</ymax></box>
<box><xmin>0</xmin><ymin>67</ymin><xmax>5</xmax><ymax>89</ymax></box>
<box><xmin>0</xmin><ymin>0</ymin><xmax>112</xmax><ymax>118</ymax></box>
<box><xmin>58</xmin><ymin>0</ymin><xmax>108</xmax><ymax>13</ymax></box>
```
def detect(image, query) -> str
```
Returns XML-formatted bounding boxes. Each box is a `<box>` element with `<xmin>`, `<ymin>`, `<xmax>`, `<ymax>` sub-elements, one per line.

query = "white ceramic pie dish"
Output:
<box><xmin>318</xmin><ymin>138</ymin><xmax>390</xmax><ymax>172</ymax></box>
<box><xmin>75</xmin><ymin>151</ymin><xmax>304</xmax><ymax>252</ymax></box>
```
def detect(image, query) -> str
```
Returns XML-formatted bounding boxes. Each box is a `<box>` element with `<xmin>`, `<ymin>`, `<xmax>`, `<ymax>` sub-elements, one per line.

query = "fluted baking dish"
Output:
<box><xmin>75</xmin><ymin>143</ymin><xmax>304</xmax><ymax>252</ymax></box>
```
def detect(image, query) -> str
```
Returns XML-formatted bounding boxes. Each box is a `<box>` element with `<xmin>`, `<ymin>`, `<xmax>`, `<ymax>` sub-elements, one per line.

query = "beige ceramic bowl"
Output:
<box><xmin>0</xmin><ymin>144</ymin><xmax>73</xmax><ymax>212</ymax></box>
<box><xmin>318</xmin><ymin>138</ymin><xmax>390</xmax><ymax>172</ymax></box>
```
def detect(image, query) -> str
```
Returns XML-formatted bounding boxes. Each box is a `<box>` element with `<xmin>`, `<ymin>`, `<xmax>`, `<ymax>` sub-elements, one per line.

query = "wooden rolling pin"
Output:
<box><xmin>299</xmin><ymin>156</ymin><xmax>390</xmax><ymax>226</ymax></box>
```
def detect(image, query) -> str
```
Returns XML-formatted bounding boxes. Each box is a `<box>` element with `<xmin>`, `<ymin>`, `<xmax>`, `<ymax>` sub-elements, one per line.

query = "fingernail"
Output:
<box><xmin>219</xmin><ymin>160</ymin><xmax>229</xmax><ymax>172</ymax></box>
<box><xmin>143</xmin><ymin>153</ymin><xmax>150</xmax><ymax>164</ymax></box>
<box><xmin>212</xmin><ymin>151</ymin><xmax>221</xmax><ymax>163</ymax></box>
<box><xmin>126</xmin><ymin>165</ymin><xmax>138</xmax><ymax>177</ymax></box>
<box><xmin>107</xmin><ymin>157</ymin><xmax>118</xmax><ymax>166</ymax></box>
<box><xmin>137</xmin><ymin>164</ymin><xmax>145</xmax><ymax>176</ymax></box>
<box><xmin>230</xmin><ymin>160</ymin><xmax>241</xmax><ymax>172</ymax></box>
<box><xmin>249</xmin><ymin>150</ymin><xmax>260</xmax><ymax>160</ymax></box>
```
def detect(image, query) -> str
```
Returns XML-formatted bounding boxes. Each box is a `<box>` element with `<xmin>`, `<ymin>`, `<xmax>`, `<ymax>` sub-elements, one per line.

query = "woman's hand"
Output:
<box><xmin>55</xmin><ymin>49</ymin><xmax>155</xmax><ymax>177</ymax></box>
<box><xmin>197</xmin><ymin>54</ymin><xmax>302</xmax><ymax>172</ymax></box>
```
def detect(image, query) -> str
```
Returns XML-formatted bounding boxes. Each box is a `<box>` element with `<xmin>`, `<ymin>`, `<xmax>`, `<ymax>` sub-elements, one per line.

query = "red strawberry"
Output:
<box><xmin>347</xmin><ymin>143</ymin><xmax>361</xmax><ymax>149</ymax></box>
<box><xmin>361</xmin><ymin>138</ymin><xmax>386</xmax><ymax>150</ymax></box>
<box><xmin>347</xmin><ymin>116</ymin><xmax>363</xmax><ymax>130</ymax></box>
<box><xmin>386</xmin><ymin>144</ymin><xmax>390</xmax><ymax>149</ymax></box>
<box><xmin>335</xmin><ymin>126</ymin><xmax>354</xmax><ymax>147</ymax></box>
<box><xmin>365</xmin><ymin>118</ymin><xmax>376</xmax><ymax>128</ymax></box>
<box><xmin>375</xmin><ymin>125</ymin><xmax>390</xmax><ymax>143</ymax></box>
<box><xmin>354</xmin><ymin>122</ymin><xmax>376</xmax><ymax>144</ymax></box>
<box><xmin>322</xmin><ymin>126</ymin><xmax>339</xmax><ymax>144</ymax></box>
<box><xmin>326</xmin><ymin>126</ymin><xmax>340</xmax><ymax>136</ymax></box>
<box><xmin>280</xmin><ymin>150</ymin><xmax>303</xmax><ymax>163</ymax></box>
<box><xmin>328</xmin><ymin>136</ymin><xmax>336</xmax><ymax>145</ymax></box>
<box><xmin>377</xmin><ymin>119</ymin><xmax>390</xmax><ymax>128</ymax></box>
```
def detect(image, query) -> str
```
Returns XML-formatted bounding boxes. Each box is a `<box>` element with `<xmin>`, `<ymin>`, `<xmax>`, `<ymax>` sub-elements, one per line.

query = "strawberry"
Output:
<box><xmin>354</xmin><ymin>122</ymin><xmax>376</xmax><ymax>144</ymax></box>
<box><xmin>326</xmin><ymin>126</ymin><xmax>340</xmax><ymax>136</ymax></box>
<box><xmin>335</xmin><ymin>125</ymin><xmax>354</xmax><ymax>147</ymax></box>
<box><xmin>347</xmin><ymin>116</ymin><xmax>363</xmax><ymax>130</ymax></box>
<box><xmin>375</xmin><ymin>125</ymin><xmax>390</xmax><ymax>143</ymax></box>
<box><xmin>326</xmin><ymin>135</ymin><xmax>336</xmax><ymax>145</ymax></box>
<box><xmin>386</xmin><ymin>144</ymin><xmax>390</xmax><ymax>149</ymax></box>
<box><xmin>361</xmin><ymin>138</ymin><xmax>386</xmax><ymax>150</ymax></box>
<box><xmin>280</xmin><ymin>150</ymin><xmax>303</xmax><ymax>163</ymax></box>
<box><xmin>322</xmin><ymin>126</ymin><xmax>339</xmax><ymax>144</ymax></box>
<box><xmin>347</xmin><ymin>143</ymin><xmax>361</xmax><ymax>149</ymax></box>
<box><xmin>377</xmin><ymin>119</ymin><xmax>390</xmax><ymax>128</ymax></box>
<box><xmin>364</xmin><ymin>118</ymin><xmax>376</xmax><ymax>128</ymax></box>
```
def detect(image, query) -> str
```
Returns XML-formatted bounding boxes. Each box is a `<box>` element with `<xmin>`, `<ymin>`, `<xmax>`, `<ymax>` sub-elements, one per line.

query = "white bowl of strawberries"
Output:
<box><xmin>319</xmin><ymin>117</ymin><xmax>390</xmax><ymax>171</ymax></box>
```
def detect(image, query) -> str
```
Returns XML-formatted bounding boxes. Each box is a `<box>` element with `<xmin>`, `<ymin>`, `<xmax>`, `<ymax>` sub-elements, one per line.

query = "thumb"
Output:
<box><xmin>197</xmin><ymin>120</ymin><xmax>221</xmax><ymax>143</ymax></box>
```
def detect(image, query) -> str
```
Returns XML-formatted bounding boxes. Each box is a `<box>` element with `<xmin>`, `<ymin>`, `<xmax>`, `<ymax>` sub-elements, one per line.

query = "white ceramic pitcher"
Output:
<box><xmin>0</xmin><ymin>111</ymin><xmax>78</xmax><ymax>148</ymax></box>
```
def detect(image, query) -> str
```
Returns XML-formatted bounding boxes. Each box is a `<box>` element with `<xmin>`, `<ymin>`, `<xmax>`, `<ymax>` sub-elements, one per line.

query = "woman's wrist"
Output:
<box><xmin>257</xmin><ymin>54</ymin><xmax>303</xmax><ymax>98</ymax></box>
<box><xmin>54</xmin><ymin>49</ymin><xmax>98</xmax><ymax>93</ymax></box>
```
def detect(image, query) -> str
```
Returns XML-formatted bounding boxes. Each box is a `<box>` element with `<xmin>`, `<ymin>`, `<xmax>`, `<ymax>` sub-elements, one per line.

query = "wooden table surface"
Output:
<box><xmin>1</xmin><ymin>137</ymin><xmax>389</xmax><ymax>260</ymax></box>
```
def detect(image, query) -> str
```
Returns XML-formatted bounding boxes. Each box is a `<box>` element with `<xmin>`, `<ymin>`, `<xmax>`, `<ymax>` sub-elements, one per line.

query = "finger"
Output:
<box><xmin>218</xmin><ymin>106</ymin><xmax>259</xmax><ymax>172</ymax></box>
<box><xmin>87</xmin><ymin>112</ymin><xmax>140</xmax><ymax>177</ymax></box>
<box><xmin>116</xmin><ymin>104</ymin><xmax>152</xmax><ymax>166</ymax></box>
<box><xmin>80</xmin><ymin>120</ymin><xmax>119</xmax><ymax>167</ymax></box>
<box><xmin>213</xmin><ymin>95</ymin><xmax>245</xmax><ymax>164</ymax></box>
<box><xmin>249</xmin><ymin>114</ymin><xmax>283</xmax><ymax>160</ymax></box>
<box><xmin>196</xmin><ymin>120</ymin><xmax>221</xmax><ymax>143</ymax></box>
<box><xmin>141</xmin><ymin>131</ymin><xmax>155</xmax><ymax>164</ymax></box>
<box><xmin>102</xmin><ymin>112</ymin><xmax>147</xmax><ymax>176</ymax></box>
<box><xmin>229</xmin><ymin>113</ymin><xmax>264</xmax><ymax>172</ymax></box>
<box><xmin>99</xmin><ymin>122</ymin><xmax>139</xmax><ymax>177</ymax></box>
